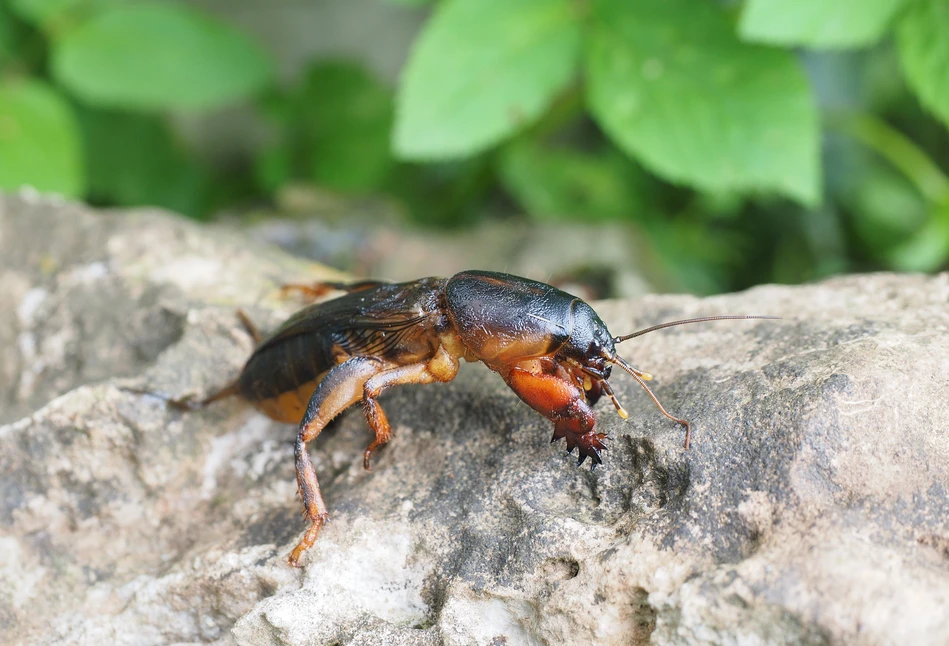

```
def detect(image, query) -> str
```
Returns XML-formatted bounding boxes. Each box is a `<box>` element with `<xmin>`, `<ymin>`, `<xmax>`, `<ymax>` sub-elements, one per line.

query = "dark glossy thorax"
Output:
<box><xmin>445</xmin><ymin>270</ymin><xmax>579</xmax><ymax>364</ymax></box>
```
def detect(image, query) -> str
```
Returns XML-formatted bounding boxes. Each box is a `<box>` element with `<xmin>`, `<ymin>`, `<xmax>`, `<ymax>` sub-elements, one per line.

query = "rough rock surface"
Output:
<box><xmin>2</xmin><ymin>193</ymin><xmax>948</xmax><ymax>646</ymax></box>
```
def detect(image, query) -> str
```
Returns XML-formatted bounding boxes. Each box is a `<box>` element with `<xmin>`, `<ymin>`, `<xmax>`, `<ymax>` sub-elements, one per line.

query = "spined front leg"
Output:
<box><xmin>289</xmin><ymin>356</ymin><xmax>383</xmax><ymax>567</ymax></box>
<box><xmin>503</xmin><ymin>364</ymin><xmax>609</xmax><ymax>467</ymax></box>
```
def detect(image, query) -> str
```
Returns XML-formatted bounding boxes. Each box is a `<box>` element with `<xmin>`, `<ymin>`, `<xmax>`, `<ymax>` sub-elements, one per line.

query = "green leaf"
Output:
<box><xmin>299</xmin><ymin>62</ymin><xmax>394</xmax><ymax>193</ymax></box>
<box><xmin>831</xmin><ymin>111</ymin><xmax>949</xmax><ymax>205</ymax></box>
<box><xmin>645</xmin><ymin>216</ymin><xmax>738</xmax><ymax>294</ymax></box>
<box><xmin>11</xmin><ymin>0</ymin><xmax>86</xmax><ymax>27</ymax></box>
<box><xmin>886</xmin><ymin>210</ymin><xmax>949</xmax><ymax>271</ymax></box>
<box><xmin>77</xmin><ymin>107</ymin><xmax>209</xmax><ymax>217</ymax></box>
<box><xmin>846</xmin><ymin>159</ymin><xmax>927</xmax><ymax>254</ymax></box>
<box><xmin>586</xmin><ymin>0</ymin><xmax>820</xmax><ymax>206</ymax></box>
<box><xmin>739</xmin><ymin>0</ymin><xmax>907</xmax><ymax>49</ymax></box>
<box><xmin>0</xmin><ymin>79</ymin><xmax>83</xmax><ymax>196</ymax></box>
<box><xmin>897</xmin><ymin>0</ymin><xmax>949</xmax><ymax>128</ymax></box>
<box><xmin>394</xmin><ymin>0</ymin><xmax>581</xmax><ymax>159</ymax></box>
<box><xmin>52</xmin><ymin>3</ymin><xmax>273</xmax><ymax>111</ymax></box>
<box><xmin>0</xmin><ymin>6</ymin><xmax>25</xmax><ymax>63</ymax></box>
<box><xmin>499</xmin><ymin>140</ymin><xmax>653</xmax><ymax>220</ymax></box>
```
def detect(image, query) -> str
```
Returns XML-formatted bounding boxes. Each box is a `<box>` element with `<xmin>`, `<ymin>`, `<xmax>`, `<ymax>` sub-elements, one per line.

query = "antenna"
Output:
<box><xmin>614</xmin><ymin>315</ymin><xmax>780</xmax><ymax>344</ymax></box>
<box><xmin>609</xmin><ymin>314</ymin><xmax>780</xmax><ymax>449</ymax></box>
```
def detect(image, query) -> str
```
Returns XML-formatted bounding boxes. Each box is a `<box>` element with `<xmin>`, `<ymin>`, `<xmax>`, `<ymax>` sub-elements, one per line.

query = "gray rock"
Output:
<box><xmin>2</xmin><ymin>193</ymin><xmax>948</xmax><ymax>645</ymax></box>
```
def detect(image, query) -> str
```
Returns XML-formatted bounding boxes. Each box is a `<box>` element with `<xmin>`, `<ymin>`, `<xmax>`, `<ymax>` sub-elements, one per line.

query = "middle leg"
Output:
<box><xmin>360</xmin><ymin>345</ymin><xmax>460</xmax><ymax>470</ymax></box>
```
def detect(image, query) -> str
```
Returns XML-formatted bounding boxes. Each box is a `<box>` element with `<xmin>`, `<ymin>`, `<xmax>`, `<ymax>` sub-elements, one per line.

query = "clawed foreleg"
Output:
<box><xmin>551</xmin><ymin>422</ymin><xmax>609</xmax><ymax>467</ymax></box>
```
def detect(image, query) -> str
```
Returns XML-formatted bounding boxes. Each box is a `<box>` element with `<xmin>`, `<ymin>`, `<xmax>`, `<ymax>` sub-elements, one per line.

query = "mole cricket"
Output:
<box><xmin>193</xmin><ymin>270</ymin><xmax>773</xmax><ymax>566</ymax></box>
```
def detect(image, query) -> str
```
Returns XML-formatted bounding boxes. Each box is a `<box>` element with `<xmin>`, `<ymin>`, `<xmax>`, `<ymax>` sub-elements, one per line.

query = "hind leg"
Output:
<box><xmin>280</xmin><ymin>279</ymin><xmax>388</xmax><ymax>302</ymax></box>
<box><xmin>235</xmin><ymin>308</ymin><xmax>264</xmax><ymax>344</ymax></box>
<box><xmin>289</xmin><ymin>356</ymin><xmax>385</xmax><ymax>566</ymax></box>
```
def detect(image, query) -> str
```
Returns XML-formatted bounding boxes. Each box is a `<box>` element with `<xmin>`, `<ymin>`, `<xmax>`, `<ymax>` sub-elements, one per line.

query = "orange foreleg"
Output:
<box><xmin>501</xmin><ymin>362</ymin><xmax>608</xmax><ymax>466</ymax></box>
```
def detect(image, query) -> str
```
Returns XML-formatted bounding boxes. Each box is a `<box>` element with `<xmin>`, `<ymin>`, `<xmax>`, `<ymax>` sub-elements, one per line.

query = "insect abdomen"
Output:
<box><xmin>239</xmin><ymin>333</ymin><xmax>337</xmax><ymax>424</ymax></box>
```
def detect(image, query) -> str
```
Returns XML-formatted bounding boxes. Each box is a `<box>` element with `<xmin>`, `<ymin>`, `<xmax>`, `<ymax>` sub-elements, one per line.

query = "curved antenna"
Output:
<box><xmin>611</xmin><ymin>355</ymin><xmax>693</xmax><ymax>449</ymax></box>
<box><xmin>614</xmin><ymin>315</ymin><xmax>780</xmax><ymax>344</ymax></box>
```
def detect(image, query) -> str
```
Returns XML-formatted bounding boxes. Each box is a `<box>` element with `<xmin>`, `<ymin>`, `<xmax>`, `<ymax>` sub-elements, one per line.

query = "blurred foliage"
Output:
<box><xmin>257</xmin><ymin>62</ymin><xmax>394</xmax><ymax>195</ymax></box>
<box><xmin>1</xmin><ymin>0</ymin><xmax>949</xmax><ymax>293</ymax></box>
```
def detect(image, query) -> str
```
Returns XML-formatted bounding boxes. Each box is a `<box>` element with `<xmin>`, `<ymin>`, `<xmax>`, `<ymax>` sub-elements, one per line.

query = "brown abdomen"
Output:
<box><xmin>253</xmin><ymin>378</ymin><xmax>323</xmax><ymax>424</ymax></box>
<box><xmin>238</xmin><ymin>333</ymin><xmax>337</xmax><ymax>424</ymax></box>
